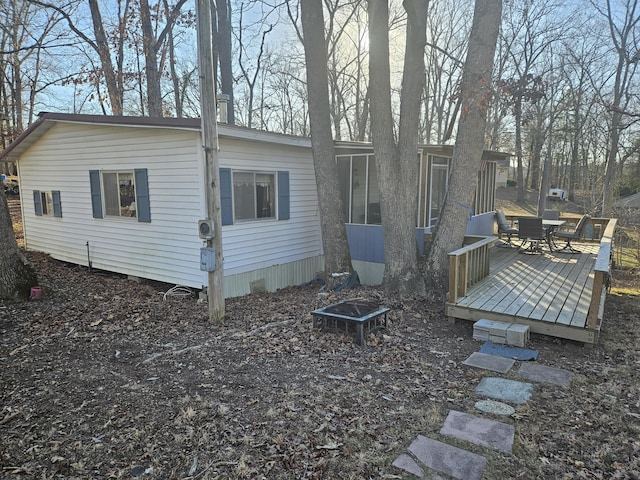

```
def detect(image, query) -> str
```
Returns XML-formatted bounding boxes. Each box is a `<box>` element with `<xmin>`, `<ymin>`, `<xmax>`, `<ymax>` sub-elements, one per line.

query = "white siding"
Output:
<box><xmin>217</xmin><ymin>137</ymin><xmax>323</xmax><ymax>276</ymax></box>
<box><xmin>19</xmin><ymin>122</ymin><xmax>208</xmax><ymax>287</ymax></box>
<box><xmin>18</xmin><ymin>121</ymin><xmax>323</xmax><ymax>295</ymax></box>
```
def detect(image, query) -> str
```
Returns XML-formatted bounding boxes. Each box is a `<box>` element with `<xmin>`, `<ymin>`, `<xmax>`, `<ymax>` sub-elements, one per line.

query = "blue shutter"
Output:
<box><xmin>278</xmin><ymin>170</ymin><xmax>290</xmax><ymax>220</ymax></box>
<box><xmin>134</xmin><ymin>168</ymin><xmax>151</xmax><ymax>223</ymax></box>
<box><xmin>33</xmin><ymin>190</ymin><xmax>42</xmax><ymax>216</ymax></box>
<box><xmin>219</xmin><ymin>168</ymin><xmax>233</xmax><ymax>225</ymax></box>
<box><xmin>52</xmin><ymin>191</ymin><xmax>62</xmax><ymax>217</ymax></box>
<box><xmin>89</xmin><ymin>170</ymin><xmax>103</xmax><ymax>218</ymax></box>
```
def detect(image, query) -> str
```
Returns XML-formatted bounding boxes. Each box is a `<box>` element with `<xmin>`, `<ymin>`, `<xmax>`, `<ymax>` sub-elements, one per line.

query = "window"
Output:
<box><xmin>41</xmin><ymin>192</ymin><xmax>53</xmax><ymax>215</ymax></box>
<box><xmin>219</xmin><ymin>168</ymin><xmax>289</xmax><ymax>225</ymax></box>
<box><xmin>33</xmin><ymin>190</ymin><xmax>62</xmax><ymax>217</ymax></box>
<box><xmin>89</xmin><ymin>169</ymin><xmax>150</xmax><ymax>222</ymax></box>
<box><xmin>233</xmin><ymin>171</ymin><xmax>275</xmax><ymax>221</ymax></box>
<box><xmin>103</xmin><ymin>171</ymin><xmax>136</xmax><ymax>218</ymax></box>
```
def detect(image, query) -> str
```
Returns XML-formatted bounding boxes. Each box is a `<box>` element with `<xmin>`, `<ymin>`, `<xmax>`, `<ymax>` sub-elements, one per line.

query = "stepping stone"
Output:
<box><xmin>475</xmin><ymin>399</ymin><xmax>516</xmax><ymax>417</ymax></box>
<box><xmin>479</xmin><ymin>341</ymin><xmax>538</xmax><ymax>361</ymax></box>
<box><xmin>392</xmin><ymin>453</ymin><xmax>424</xmax><ymax>477</ymax></box>
<box><xmin>463</xmin><ymin>352</ymin><xmax>515</xmax><ymax>373</ymax></box>
<box><xmin>440</xmin><ymin>410</ymin><xmax>515</xmax><ymax>453</ymax></box>
<box><xmin>407</xmin><ymin>435</ymin><xmax>487</xmax><ymax>480</ymax></box>
<box><xmin>518</xmin><ymin>363</ymin><xmax>573</xmax><ymax>387</ymax></box>
<box><xmin>476</xmin><ymin>377</ymin><xmax>534</xmax><ymax>404</ymax></box>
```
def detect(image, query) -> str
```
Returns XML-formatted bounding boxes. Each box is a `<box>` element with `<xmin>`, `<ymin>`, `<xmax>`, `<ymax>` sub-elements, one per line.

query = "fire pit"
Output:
<box><xmin>311</xmin><ymin>299</ymin><xmax>390</xmax><ymax>346</ymax></box>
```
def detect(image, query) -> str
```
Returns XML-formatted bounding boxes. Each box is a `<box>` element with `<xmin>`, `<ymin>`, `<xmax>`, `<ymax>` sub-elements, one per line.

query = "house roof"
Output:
<box><xmin>614</xmin><ymin>192</ymin><xmax>640</xmax><ymax>209</ymax></box>
<box><xmin>1</xmin><ymin>111</ymin><xmax>510</xmax><ymax>164</ymax></box>
<box><xmin>0</xmin><ymin>112</ymin><xmax>312</xmax><ymax>164</ymax></box>
<box><xmin>334</xmin><ymin>140</ymin><xmax>510</xmax><ymax>161</ymax></box>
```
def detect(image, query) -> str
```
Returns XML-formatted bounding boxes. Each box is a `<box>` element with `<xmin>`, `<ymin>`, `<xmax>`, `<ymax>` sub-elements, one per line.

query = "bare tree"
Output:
<box><xmin>422</xmin><ymin>0</ymin><xmax>468</xmax><ymax>144</ymax></box>
<box><xmin>368</xmin><ymin>0</ymin><xmax>428</xmax><ymax>296</ymax></box>
<box><xmin>138</xmin><ymin>0</ymin><xmax>189</xmax><ymax>117</ymax></box>
<box><xmin>424</xmin><ymin>0</ymin><xmax>502</xmax><ymax>285</ymax></box>
<box><xmin>499</xmin><ymin>0</ymin><xmax>565</xmax><ymax>202</ymax></box>
<box><xmin>561</xmin><ymin>39</ymin><xmax>598</xmax><ymax>200</ymax></box>
<box><xmin>214</xmin><ymin>0</ymin><xmax>235</xmax><ymax>124</ymax></box>
<box><xmin>592</xmin><ymin>0</ymin><xmax>640</xmax><ymax>215</ymax></box>
<box><xmin>29</xmin><ymin>0</ymin><xmax>130</xmax><ymax>115</ymax></box>
<box><xmin>300</xmin><ymin>0</ymin><xmax>353</xmax><ymax>285</ymax></box>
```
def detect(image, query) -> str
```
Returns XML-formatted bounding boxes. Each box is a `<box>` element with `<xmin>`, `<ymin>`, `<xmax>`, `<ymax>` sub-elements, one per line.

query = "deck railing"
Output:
<box><xmin>448</xmin><ymin>236</ymin><xmax>498</xmax><ymax>304</ymax></box>
<box><xmin>587</xmin><ymin>218</ymin><xmax>617</xmax><ymax>329</ymax></box>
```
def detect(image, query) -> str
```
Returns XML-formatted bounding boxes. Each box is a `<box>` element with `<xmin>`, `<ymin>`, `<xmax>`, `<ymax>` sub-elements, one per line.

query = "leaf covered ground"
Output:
<box><xmin>2</xmin><ymin>198</ymin><xmax>640</xmax><ymax>479</ymax></box>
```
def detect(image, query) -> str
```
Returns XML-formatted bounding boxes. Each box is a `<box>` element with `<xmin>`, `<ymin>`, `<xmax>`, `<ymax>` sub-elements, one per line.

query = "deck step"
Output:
<box><xmin>473</xmin><ymin>319</ymin><xmax>530</xmax><ymax>347</ymax></box>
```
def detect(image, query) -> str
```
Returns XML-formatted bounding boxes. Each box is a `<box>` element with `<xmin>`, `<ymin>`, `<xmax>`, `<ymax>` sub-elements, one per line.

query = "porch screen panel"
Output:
<box><xmin>337</xmin><ymin>158</ymin><xmax>351</xmax><ymax>222</ymax></box>
<box><xmin>473</xmin><ymin>161</ymin><xmax>496</xmax><ymax>215</ymax></box>
<box><xmin>366</xmin><ymin>156</ymin><xmax>381</xmax><ymax>224</ymax></box>
<box><xmin>429</xmin><ymin>156</ymin><xmax>449</xmax><ymax>227</ymax></box>
<box><xmin>351</xmin><ymin>156</ymin><xmax>366</xmax><ymax>224</ymax></box>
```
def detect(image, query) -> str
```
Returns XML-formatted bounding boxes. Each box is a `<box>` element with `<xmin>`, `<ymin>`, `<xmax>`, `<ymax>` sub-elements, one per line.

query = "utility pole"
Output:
<box><xmin>196</xmin><ymin>0</ymin><xmax>225</xmax><ymax>322</ymax></box>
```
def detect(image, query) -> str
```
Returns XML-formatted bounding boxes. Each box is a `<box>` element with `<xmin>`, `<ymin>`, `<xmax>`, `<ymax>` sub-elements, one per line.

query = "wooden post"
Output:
<box><xmin>196</xmin><ymin>0</ymin><xmax>225</xmax><ymax>322</ymax></box>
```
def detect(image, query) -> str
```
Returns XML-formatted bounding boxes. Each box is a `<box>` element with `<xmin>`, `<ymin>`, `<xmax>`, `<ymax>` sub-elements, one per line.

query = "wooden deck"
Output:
<box><xmin>445</xmin><ymin>219</ymin><xmax>617</xmax><ymax>345</ymax></box>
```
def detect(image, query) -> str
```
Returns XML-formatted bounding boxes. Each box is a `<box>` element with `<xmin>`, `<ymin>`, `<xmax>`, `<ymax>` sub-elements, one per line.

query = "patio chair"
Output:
<box><xmin>553</xmin><ymin>214</ymin><xmax>591</xmax><ymax>254</ymax></box>
<box><xmin>517</xmin><ymin>217</ymin><xmax>546</xmax><ymax>253</ymax></box>
<box><xmin>542</xmin><ymin>209</ymin><xmax>560</xmax><ymax>220</ymax></box>
<box><xmin>495</xmin><ymin>210</ymin><xmax>518</xmax><ymax>247</ymax></box>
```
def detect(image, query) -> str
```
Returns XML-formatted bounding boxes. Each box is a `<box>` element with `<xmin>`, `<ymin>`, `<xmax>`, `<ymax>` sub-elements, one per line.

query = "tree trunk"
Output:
<box><xmin>537</xmin><ymin>112</ymin><xmax>555</xmax><ymax>217</ymax></box>
<box><xmin>140</xmin><ymin>0</ymin><xmax>163</xmax><ymax>117</ymax></box>
<box><xmin>368</xmin><ymin>0</ymin><xmax>428</xmax><ymax>297</ymax></box>
<box><xmin>602</xmin><ymin>109</ymin><xmax>622</xmax><ymax>216</ymax></box>
<box><xmin>215</xmin><ymin>0</ymin><xmax>235</xmax><ymax>124</ymax></box>
<box><xmin>515</xmin><ymin>98</ymin><xmax>525</xmax><ymax>202</ymax></box>
<box><xmin>529</xmin><ymin>124</ymin><xmax>544</xmax><ymax>190</ymax></box>
<box><xmin>424</xmin><ymin>0</ymin><xmax>502</xmax><ymax>287</ymax></box>
<box><xmin>0</xmin><ymin>189</ymin><xmax>38</xmax><ymax>300</ymax></box>
<box><xmin>300</xmin><ymin>0</ymin><xmax>353</xmax><ymax>285</ymax></box>
<box><xmin>88</xmin><ymin>0</ymin><xmax>123</xmax><ymax>115</ymax></box>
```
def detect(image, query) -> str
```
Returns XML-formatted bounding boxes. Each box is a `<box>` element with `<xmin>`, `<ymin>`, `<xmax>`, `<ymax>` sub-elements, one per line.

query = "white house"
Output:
<box><xmin>1</xmin><ymin>112</ymin><xmax>506</xmax><ymax>296</ymax></box>
<box><xmin>2</xmin><ymin>113</ymin><xmax>324</xmax><ymax>297</ymax></box>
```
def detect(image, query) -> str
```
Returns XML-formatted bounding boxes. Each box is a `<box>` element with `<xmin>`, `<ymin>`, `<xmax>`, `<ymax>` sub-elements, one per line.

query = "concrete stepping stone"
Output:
<box><xmin>517</xmin><ymin>363</ymin><xmax>573</xmax><ymax>387</ymax></box>
<box><xmin>406</xmin><ymin>435</ymin><xmax>487</xmax><ymax>480</ymax></box>
<box><xmin>476</xmin><ymin>377</ymin><xmax>534</xmax><ymax>404</ymax></box>
<box><xmin>475</xmin><ymin>399</ymin><xmax>516</xmax><ymax>417</ymax></box>
<box><xmin>463</xmin><ymin>351</ymin><xmax>516</xmax><ymax>373</ymax></box>
<box><xmin>440</xmin><ymin>410</ymin><xmax>515</xmax><ymax>453</ymax></box>
<box><xmin>392</xmin><ymin>453</ymin><xmax>424</xmax><ymax>477</ymax></box>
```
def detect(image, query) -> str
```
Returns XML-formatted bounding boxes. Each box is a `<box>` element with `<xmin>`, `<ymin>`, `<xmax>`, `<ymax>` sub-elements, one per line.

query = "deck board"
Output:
<box><xmin>446</xmin><ymin>242</ymin><xmax>602</xmax><ymax>344</ymax></box>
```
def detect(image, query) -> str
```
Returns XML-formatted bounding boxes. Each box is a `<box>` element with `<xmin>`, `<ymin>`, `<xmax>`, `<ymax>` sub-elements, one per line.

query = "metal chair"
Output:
<box><xmin>553</xmin><ymin>214</ymin><xmax>591</xmax><ymax>254</ymax></box>
<box><xmin>542</xmin><ymin>209</ymin><xmax>560</xmax><ymax>220</ymax></box>
<box><xmin>495</xmin><ymin>210</ymin><xmax>518</xmax><ymax>247</ymax></box>
<box><xmin>517</xmin><ymin>217</ymin><xmax>546</xmax><ymax>253</ymax></box>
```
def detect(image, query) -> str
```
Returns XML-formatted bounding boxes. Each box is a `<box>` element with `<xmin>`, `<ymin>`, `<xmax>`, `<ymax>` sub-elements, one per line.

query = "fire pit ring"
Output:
<box><xmin>311</xmin><ymin>299</ymin><xmax>390</xmax><ymax>346</ymax></box>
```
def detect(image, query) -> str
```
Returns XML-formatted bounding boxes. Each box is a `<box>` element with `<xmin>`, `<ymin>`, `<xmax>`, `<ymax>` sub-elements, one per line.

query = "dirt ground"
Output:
<box><xmin>2</xmin><ymin>196</ymin><xmax>640</xmax><ymax>479</ymax></box>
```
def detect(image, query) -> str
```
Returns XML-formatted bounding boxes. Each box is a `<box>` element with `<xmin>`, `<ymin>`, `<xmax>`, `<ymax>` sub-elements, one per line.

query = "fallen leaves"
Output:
<box><xmin>1</xmin><ymin>250</ymin><xmax>639</xmax><ymax>478</ymax></box>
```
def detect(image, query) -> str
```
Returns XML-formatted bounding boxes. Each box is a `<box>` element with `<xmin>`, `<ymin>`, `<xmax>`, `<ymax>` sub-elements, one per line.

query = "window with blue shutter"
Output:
<box><xmin>33</xmin><ymin>190</ymin><xmax>62</xmax><ymax>217</ymax></box>
<box><xmin>89</xmin><ymin>169</ymin><xmax>150</xmax><ymax>222</ymax></box>
<box><xmin>221</xmin><ymin>168</ymin><xmax>290</xmax><ymax>223</ymax></box>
